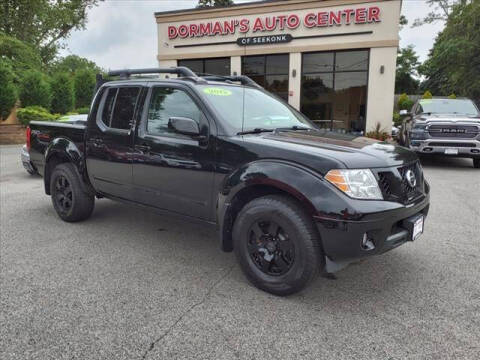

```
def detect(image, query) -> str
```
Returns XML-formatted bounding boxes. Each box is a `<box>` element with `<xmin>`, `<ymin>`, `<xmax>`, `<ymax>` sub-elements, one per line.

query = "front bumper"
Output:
<box><xmin>410</xmin><ymin>139</ymin><xmax>480</xmax><ymax>157</ymax></box>
<box><xmin>315</xmin><ymin>192</ymin><xmax>430</xmax><ymax>271</ymax></box>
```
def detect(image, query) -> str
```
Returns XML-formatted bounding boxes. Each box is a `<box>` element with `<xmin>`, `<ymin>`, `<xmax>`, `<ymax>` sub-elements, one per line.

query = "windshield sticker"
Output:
<box><xmin>203</xmin><ymin>88</ymin><xmax>232</xmax><ymax>96</ymax></box>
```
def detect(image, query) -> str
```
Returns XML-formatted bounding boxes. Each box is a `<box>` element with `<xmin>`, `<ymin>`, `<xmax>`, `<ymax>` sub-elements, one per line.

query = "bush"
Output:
<box><xmin>393</xmin><ymin>112</ymin><xmax>402</xmax><ymax>127</ymax></box>
<box><xmin>365</xmin><ymin>123</ymin><xmax>391</xmax><ymax>141</ymax></box>
<box><xmin>16</xmin><ymin>106</ymin><xmax>58</xmax><ymax>126</ymax></box>
<box><xmin>422</xmin><ymin>90</ymin><xmax>433</xmax><ymax>99</ymax></box>
<box><xmin>0</xmin><ymin>63</ymin><xmax>18</xmax><ymax>120</ymax></box>
<box><xmin>398</xmin><ymin>93</ymin><xmax>414</xmax><ymax>111</ymax></box>
<box><xmin>19</xmin><ymin>70</ymin><xmax>52</xmax><ymax>110</ymax></box>
<box><xmin>51</xmin><ymin>73</ymin><xmax>74</xmax><ymax>114</ymax></box>
<box><xmin>74</xmin><ymin>69</ymin><xmax>96</xmax><ymax>108</ymax></box>
<box><xmin>75</xmin><ymin>107</ymin><xmax>90</xmax><ymax>114</ymax></box>
<box><xmin>448</xmin><ymin>93</ymin><xmax>457</xmax><ymax>99</ymax></box>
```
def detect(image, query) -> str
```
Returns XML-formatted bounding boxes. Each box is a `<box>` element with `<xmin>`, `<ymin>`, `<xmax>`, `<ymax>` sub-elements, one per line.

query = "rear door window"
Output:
<box><xmin>101</xmin><ymin>87</ymin><xmax>140</xmax><ymax>130</ymax></box>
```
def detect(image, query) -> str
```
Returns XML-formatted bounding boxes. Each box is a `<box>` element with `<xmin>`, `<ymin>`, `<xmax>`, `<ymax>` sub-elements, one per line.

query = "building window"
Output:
<box><xmin>301</xmin><ymin>50</ymin><xmax>369</xmax><ymax>134</ymax></box>
<box><xmin>242</xmin><ymin>54</ymin><xmax>289</xmax><ymax>101</ymax></box>
<box><xmin>178</xmin><ymin>57</ymin><xmax>230</xmax><ymax>76</ymax></box>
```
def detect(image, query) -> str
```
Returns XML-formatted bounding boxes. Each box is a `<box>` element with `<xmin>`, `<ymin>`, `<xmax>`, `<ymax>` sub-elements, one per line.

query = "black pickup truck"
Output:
<box><xmin>28</xmin><ymin>67</ymin><xmax>430</xmax><ymax>295</ymax></box>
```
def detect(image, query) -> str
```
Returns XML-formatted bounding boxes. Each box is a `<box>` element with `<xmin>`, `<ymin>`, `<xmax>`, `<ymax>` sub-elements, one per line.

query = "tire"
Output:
<box><xmin>50</xmin><ymin>163</ymin><xmax>95</xmax><ymax>222</ymax></box>
<box><xmin>233</xmin><ymin>195</ymin><xmax>322</xmax><ymax>296</ymax></box>
<box><xmin>474</xmin><ymin>158</ymin><xmax>480</xmax><ymax>168</ymax></box>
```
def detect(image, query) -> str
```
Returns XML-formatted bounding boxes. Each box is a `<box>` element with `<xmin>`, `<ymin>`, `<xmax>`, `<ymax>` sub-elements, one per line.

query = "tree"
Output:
<box><xmin>0</xmin><ymin>1</ymin><xmax>101</xmax><ymax>64</ymax></box>
<box><xmin>412</xmin><ymin>0</ymin><xmax>471</xmax><ymax>27</ymax></box>
<box><xmin>51</xmin><ymin>73</ymin><xmax>75</xmax><ymax>114</ymax></box>
<box><xmin>50</xmin><ymin>55</ymin><xmax>101</xmax><ymax>75</ymax></box>
<box><xmin>19</xmin><ymin>71</ymin><xmax>52</xmax><ymax>109</ymax></box>
<box><xmin>395</xmin><ymin>46</ymin><xmax>420</xmax><ymax>94</ymax></box>
<box><xmin>74</xmin><ymin>69</ymin><xmax>96</xmax><ymax>108</ymax></box>
<box><xmin>0</xmin><ymin>63</ymin><xmax>18</xmax><ymax>120</ymax></box>
<box><xmin>420</xmin><ymin>0</ymin><xmax>480</xmax><ymax>101</ymax></box>
<box><xmin>198</xmin><ymin>0</ymin><xmax>234</xmax><ymax>7</ymax></box>
<box><xmin>0</xmin><ymin>33</ymin><xmax>43</xmax><ymax>82</ymax></box>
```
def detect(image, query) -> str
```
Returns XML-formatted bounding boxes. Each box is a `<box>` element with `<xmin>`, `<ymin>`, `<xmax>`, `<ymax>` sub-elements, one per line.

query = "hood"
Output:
<box><xmin>415</xmin><ymin>113</ymin><xmax>480</xmax><ymax>124</ymax></box>
<box><xmin>241</xmin><ymin>130</ymin><xmax>417</xmax><ymax>170</ymax></box>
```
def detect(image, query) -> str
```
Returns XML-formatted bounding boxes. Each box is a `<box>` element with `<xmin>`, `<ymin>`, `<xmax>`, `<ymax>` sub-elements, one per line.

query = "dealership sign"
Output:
<box><xmin>237</xmin><ymin>34</ymin><xmax>292</xmax><ymax>46</ymax></box>
<box><xmin>167</xmin><ymin>6</ymin><xmax>381</xmax><ymax>40</ymax></box>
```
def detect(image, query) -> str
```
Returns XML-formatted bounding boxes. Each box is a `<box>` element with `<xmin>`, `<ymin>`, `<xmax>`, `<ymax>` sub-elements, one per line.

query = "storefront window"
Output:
<box><xmin>301</xmin><ymin>50</ymin><xmax>369</xmax><ymax>134</ymax></box>
<box><xmin>178</xmin><ymin>57</ymin><xmax>230</xmax><ymax>76</ymax></box>
<box><xmin>242</xmin><ymin>54</ymin><xmax>289</xmax><ymax>101</ymax></box>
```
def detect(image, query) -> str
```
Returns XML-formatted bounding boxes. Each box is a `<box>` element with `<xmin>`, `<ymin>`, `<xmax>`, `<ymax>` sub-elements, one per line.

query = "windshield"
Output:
<box><xmin>417</xmin><ymin>99</ymin><xmax>479</xmax><ymax>116</ymax></box>
<box><xmin>198</xmin><ymin>85</ymin><xmax>314</xmax><ymax>133</ymax></box>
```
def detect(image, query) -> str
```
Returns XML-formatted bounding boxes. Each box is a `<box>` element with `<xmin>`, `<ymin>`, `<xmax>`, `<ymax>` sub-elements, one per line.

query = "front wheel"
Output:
<box><xmin>474</xmin><ymin>158</ymin><xmax>480</xmax><ymax>168</ymax></box>
<box><xmin>50</xmin><ymin>163</ymin><xmax>95</xmax><ymax>222</ymax></box>
<box><xmin>233</xmin><ymin>195</ymin><xmax>322</xmax><ymax>296</ymax></box>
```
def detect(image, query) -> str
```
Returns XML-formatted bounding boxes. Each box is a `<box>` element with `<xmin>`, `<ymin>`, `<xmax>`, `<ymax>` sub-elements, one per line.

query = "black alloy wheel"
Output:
<box><xmin>247</xmin><ymin>220</ymin><xmax>295</xmax><ymax>276</ymax></box>
<box><xmin>54</xmin><ymin>175</ymin><xmax>73</xmax><ymax>214</ymax></box>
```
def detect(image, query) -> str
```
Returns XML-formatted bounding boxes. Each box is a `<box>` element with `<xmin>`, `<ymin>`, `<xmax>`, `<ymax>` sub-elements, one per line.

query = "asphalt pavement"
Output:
<box><xmin>1</xmin><ymin>144</ymin><xmax>479</xmax><ymax>360</ymax></box>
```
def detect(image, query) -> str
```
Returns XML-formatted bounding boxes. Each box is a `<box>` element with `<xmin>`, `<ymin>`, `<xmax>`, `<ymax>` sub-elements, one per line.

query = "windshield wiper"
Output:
<box><xmin>237</xmin><ymin>128</ymin><xmax>275</xmax><ymax>135</ymax></box>
<box><xmin>274</xmin><ymin>126</ymin><xmax>314</xmax><ymax>133</ymax></box>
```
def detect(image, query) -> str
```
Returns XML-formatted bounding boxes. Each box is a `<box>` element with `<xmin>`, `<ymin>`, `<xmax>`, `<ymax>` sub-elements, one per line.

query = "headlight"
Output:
<box><xmin>325</xmin><ymin>169</ymin><xmax>383</xmax><ymax>200</ymax></box>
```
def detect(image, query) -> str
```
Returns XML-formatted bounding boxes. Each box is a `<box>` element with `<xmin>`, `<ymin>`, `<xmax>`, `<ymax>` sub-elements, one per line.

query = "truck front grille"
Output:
<box><xmin>428</xmin><ymin>142</ymin><xmax>476</xmax><ymax>147</ymax></box>
<box><xmin>428</xmin><ymin>124</ymin><xmax>479</xmax><ymax>138</ymax></box>
<box><xmin>376</xmin><ymin>161</ymin><xmax>424</xmax><ymax>204</ymax></box>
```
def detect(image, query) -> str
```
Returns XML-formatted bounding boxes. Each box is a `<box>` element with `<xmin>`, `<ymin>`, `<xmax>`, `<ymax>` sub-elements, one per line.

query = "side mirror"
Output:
<box><xmin>168</xmin><ymin>117</ymin><xmax>200</xmax><ymax>136</ymax></box>
<box><xmin>399</xmin><ymin>109</ymin><xmax>409</xmax><ymax>116</ymax></box>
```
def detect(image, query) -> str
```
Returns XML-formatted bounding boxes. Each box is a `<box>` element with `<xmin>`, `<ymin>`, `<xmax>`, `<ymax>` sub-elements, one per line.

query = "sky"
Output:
<box><xmin>60</xmin><ymin>0</ymin><xmax>446</xmax><ymax>70</ymax></box>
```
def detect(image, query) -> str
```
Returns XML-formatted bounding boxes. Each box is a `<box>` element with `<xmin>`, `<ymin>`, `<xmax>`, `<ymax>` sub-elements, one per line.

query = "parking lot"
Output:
<box><xmin>1</xmin><ymin>144</ymin><xmax>479</xmax><ymax>360</ymax></box>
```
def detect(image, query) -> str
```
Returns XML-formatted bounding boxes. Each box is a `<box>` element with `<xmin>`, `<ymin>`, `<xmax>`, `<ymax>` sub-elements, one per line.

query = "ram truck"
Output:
<box><xmin>28</xmin><ymin>67</ymin><xmax>430</xmax><ymax>295</ymax></box>
<box><xmin>399</xmin><ymin>98</ymin><xmax>480</xmax><ymax>168</ymax></box>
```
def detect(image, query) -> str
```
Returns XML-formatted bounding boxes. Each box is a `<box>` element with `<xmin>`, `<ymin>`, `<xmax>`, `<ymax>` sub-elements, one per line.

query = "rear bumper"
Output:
<box><xmin>315</xmin><ymin>193</ymin><xmax>430</xmax><ymax>271</ymax></box>
<box><xmin>410</xmin><ymin>139</ymin><xmax>480</xmax><ymax>157</ymax></box>
<box><xmin>20</xmin><ymin>145</ymin><xmax>36</xmax><ymax>173</ymax></box>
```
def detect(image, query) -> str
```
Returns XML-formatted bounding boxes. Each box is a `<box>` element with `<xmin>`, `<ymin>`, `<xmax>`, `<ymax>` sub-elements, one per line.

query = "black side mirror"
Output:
<box><xmin>168</xmin><ymin>117</ymin><xmax>200</xmax><ymax>136</ymax></box>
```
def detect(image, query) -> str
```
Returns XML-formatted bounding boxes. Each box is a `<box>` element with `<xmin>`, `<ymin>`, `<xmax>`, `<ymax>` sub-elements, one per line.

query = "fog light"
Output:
<box><xmin>361</xmin><ymin>233</ymin><xmax>375</xmax><ymax>251</ymax></box>
<box><xmin>423</xmin><ymin>147</ymin><xmax>433</xmax><ymax>152</ymax></box>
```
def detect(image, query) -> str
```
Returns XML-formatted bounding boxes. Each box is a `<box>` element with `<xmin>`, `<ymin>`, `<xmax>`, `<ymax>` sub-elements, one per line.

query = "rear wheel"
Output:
<box><xmin>474</xmin><ymin>158</ymin><xmax>480</xmax><ymax>168</ymax></box>
<box><xmin>233</xmin><ymin>195</ymin><xmax>322</xmax><ymax>296</ymax></box>
<box><xmin>50</xmin><ymin>163</ymin><xmax>94</xmax><ymax>222</ymax></box>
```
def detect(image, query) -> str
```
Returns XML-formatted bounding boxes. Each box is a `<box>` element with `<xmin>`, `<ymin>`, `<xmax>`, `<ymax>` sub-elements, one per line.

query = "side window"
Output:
<box><xmin>147</xmin><ymin>87</ymin><xmax>202</xmax><ymax>136</ymax></box>
<box><xmin>100</xmin><ymin>87</ymin><xmax>140</xmax><ymax>130</ymax></box>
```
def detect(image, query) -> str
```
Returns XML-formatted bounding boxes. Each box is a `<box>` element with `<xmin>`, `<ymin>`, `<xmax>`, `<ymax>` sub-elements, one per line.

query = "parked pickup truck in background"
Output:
<box><xmin>398</xmin><ymin>98</ymin><xmax>480</xmax><ymax>168</ymax></box>
<box><xmin>27</xmin><ymin>67</ymin><xmax>430</xmax><ymax>295</ymax></box>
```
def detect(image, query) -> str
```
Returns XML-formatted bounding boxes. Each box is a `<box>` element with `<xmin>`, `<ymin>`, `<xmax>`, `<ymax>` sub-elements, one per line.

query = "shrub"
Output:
<box><xmin>16</xmin><ymin>106</ymin><xmax>58</xmax><ymax>126</ymax></box>
<box><xmin>448</xmin><ymin>93</ymin><xmax>457</xmax><ymax>99</ymax></box>
<box><xmin>365</xmin><ymin>123</ymin><xmax>391</xmax><ymax>141</ymax></box>
<box><xmin>392</xmin><ymin>112</ymin><xmax>402</xmax><ymax>127</ymax></box>
<box><xmin>75</xmin><ymin>107</ymin><xmax>90</xmax><ymax>114</ymax></box>
<box><xmin>422</xmin><ymin>90</ymin><xmax>433</xmax><ymax>99</ymax></box>
<box><xmin>0</xmin><ymin>63</ymin><xmax>18</xmax><ymax>120</ymax></box>
<box><xmin>51</xmin><ymin>73</ymin><xmax>74</xmax><ymax>114</ymax></box>
<box><xmin>398</xmin><ymin>93</ymin><xmax>414</xmax><ymax>111</ymax></box>
<box><xmin>19</xmin><ymin>70</ymin><xmax>52</xmax><ymax>110</ymax></box>
<box><xmin>74</xmin><ymin>69</ymin><xmax>96</xmax><ymax>108</ymax></box>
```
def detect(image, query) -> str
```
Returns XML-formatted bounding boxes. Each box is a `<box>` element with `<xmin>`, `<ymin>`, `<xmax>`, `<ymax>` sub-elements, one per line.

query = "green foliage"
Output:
<box><xmin>75</xmin><ymin>107</ymin><xmax>90</xmax><ymax>114</ymax></box>
<box><xmin>50</xmin><ymin>73</ymin><xmax>75</xmax><ymax>114</ymax></box>
<box><xmin>398</xmin><ymin>93</ymin><xmax>414</xmax><ymax>111</ymax></box>
<box><xmin>0</xmin><ymin>63</ymin><xmax>18</xmax><ymax>120</ymax></box>
<box><xmin>365</xmin><ymin>123</ymin><xmax>391</xmax><ymax>141</ymax></box>
<box><xmin>19</xmin><ymin>70</ymin><xmax>52</xmax><ymax>109</ymax></box>
<box><xmin>0</xmin><ymin>1</ymin><xmax>101</xmax><ymax>64</ymax></box>
<box><xmin>50</xmin><ymin>55</ymin><xmax>101</xmax><ymax>75</ymax></box>
<box><xmin>392</xmin><ymin>112</ymin><xmax>402</xmax><ymax>127</ymax></box>
<box><xmin>448</xmin><ymin>93</ymin><xmax>457</xmax><ymax>99</ymax></box>
<box><xmin>422</xmin><ymin>90</ymin><xmax>433</xmax><ymax>99</ymax></box>
<box><xmin>74</xmin><ymin>69</ymin><xmax>96</xmax><ymax>108</ymax></box>
<box><xmin>395</xmin><ymin>46</ymin><xmax>420</xmax><ymax>94</ymax></box>
<box><xmin>0</xmin><ymin>33</ymin><xmax>43</xmax><ymax>82</ymax></box>
<box><xmin>420</xmin><ymin>1</ymin><xmax>480</xmax><ymax>101</ymax></box>
<box><xmin>16</xmin><ymin>106</ymin><xmax>58</xmax><ymax>125</ymax></box>
<box><xmin>198</xmin><ymin>0</ymin><xmax>234</xmax><ymax>7</ymax></box>
<box><xmin>412</xmin><ymin>0</ymin><xmax>467</xmax><ymax>27</ymax></box>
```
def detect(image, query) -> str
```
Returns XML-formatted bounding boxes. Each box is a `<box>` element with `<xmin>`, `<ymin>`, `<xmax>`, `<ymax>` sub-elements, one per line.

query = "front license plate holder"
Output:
<box><xmin>402</xmin><ymin>214</ymin><xmax>424</xmax><ymax>241</ymax></box>
<box><xmin>445</xmin><ymin>148</ymin><xmax>458</xmax><ymax>155</ymax></box>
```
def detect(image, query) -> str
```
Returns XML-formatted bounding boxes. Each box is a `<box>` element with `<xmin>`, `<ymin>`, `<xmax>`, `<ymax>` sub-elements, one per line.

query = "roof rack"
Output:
<box><xmin>107</xmin><ymin>67</ymin><xmax>197</xmax><ymax>79</ymax></box>
<box><xmin>201</xmin><ymin>75</ymin><xmax>261</xmax><ymax>88</ymax></box>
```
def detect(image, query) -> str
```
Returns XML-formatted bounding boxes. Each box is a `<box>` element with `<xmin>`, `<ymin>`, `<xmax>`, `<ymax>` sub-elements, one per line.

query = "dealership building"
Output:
<box><xmin>155</xmin><ymin>0</ymin><xmax>401</xmax><ymax>134</ymax></box>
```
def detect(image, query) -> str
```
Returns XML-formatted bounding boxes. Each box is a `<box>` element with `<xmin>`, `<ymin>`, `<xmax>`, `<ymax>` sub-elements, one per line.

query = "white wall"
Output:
<box><xmin>366</xmin><ymin>46</ymin><xmax>397</xmax><ymax>133</ymax></box>
<box><xmin>288</xmin><ymin>53</ymin><xmax>301</xmax><ymax>109</ymax></box>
